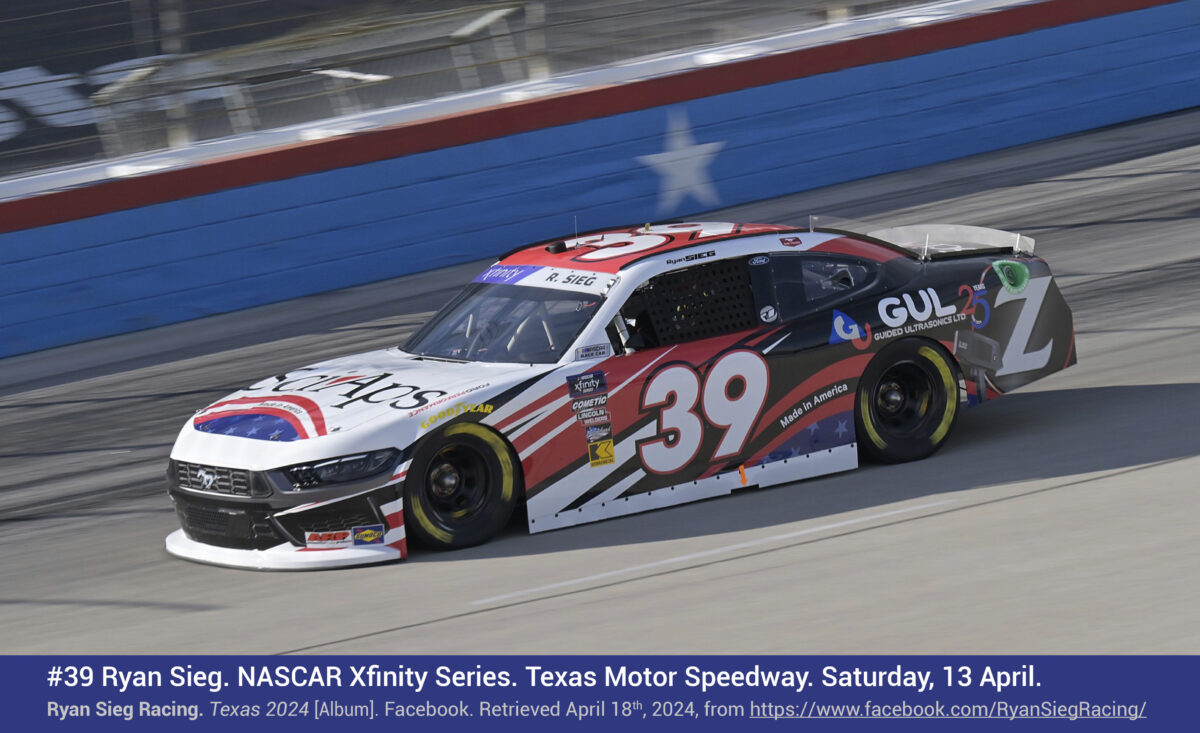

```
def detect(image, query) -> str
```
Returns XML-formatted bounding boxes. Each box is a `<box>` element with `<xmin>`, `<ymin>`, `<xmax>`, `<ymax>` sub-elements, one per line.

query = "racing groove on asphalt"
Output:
<box><xmin>2</xmin><ymin>110</ymin><xmax>1198</xmax><ymax>653</ymax></box>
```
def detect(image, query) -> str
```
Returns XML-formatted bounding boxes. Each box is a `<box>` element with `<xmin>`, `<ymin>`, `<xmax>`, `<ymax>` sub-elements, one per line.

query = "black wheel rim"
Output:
<box><xmin>423</xmin><ymin>441</ymin><xmax>490</xmax><ymax>525</ymax></box>
<box><xmin>871</xmin><ymin>360</ymin><xmax>940</xmax><ymax>437</ymax></box>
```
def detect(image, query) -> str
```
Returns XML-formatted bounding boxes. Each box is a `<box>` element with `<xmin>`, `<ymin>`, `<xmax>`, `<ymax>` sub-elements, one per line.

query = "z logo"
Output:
<box><xmin>994</xmin><ymin>277</ymin><xmax>1053</xmax><ymax>376</ymax></box>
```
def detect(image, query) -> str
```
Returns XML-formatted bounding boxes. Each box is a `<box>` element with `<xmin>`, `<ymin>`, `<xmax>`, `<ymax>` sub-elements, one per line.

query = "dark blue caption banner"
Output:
<box><xmin>2</xmin><ymin>656</ymin><xmax>1193</xmax><ymax>731</ymax></box>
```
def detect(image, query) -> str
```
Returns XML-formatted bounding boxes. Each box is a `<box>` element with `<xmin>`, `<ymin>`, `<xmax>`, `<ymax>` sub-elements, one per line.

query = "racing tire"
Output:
<box><xmin>403</xmin><ymin>423</ymin><xmax>519</xmax><ymax>550</ymax></box>
<box><xmin>855</xmin><ymin>339</ymin><xmax>960</xmax><ymax>463</ymax></box>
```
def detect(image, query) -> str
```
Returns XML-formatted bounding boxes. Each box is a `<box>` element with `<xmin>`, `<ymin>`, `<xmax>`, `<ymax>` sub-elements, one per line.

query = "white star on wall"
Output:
<box><xmin>636</xmin><ymin>110</ymin><xmax>726</xmax><ymax>216</ymax></box>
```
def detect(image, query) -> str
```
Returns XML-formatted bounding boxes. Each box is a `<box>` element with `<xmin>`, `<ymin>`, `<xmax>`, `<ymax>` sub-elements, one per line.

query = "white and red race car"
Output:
<box><xmin>165</xmin><ymin>221</ymin><xmax>1074</xmax><ymax>569</ymax></box>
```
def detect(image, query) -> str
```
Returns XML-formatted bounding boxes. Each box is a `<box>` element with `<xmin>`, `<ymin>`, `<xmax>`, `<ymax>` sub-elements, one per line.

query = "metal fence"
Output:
<box><xmin>0</xmin><ymin>0</ymin><xmax>927</xmax><ymax>180</ymax></box>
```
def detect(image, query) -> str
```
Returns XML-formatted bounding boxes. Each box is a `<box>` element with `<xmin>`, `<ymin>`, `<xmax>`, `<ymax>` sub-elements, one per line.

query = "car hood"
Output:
<box><xmin>171</xmin><ymin>348</ymin><xmax>555</xmax><ymax>469</ymax></box>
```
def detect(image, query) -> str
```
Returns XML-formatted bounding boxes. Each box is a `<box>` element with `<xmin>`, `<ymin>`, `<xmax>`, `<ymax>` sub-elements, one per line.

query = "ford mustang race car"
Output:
<box><xmin>165</xmin><ymin>219</ymin><xmax>1075</xmax><ymax>569</ymax></box>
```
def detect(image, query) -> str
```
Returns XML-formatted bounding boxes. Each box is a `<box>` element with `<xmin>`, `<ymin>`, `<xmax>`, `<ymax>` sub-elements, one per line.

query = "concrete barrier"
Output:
<box><xmin>1</xmin><ymin>0</ymin><xmax>1196</xmax><ymax>357</ymax></box>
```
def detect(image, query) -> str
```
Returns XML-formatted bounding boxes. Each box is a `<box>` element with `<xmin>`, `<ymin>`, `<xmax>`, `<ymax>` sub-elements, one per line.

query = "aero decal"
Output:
<box><xmin>473</xmin><ymin>264</ymin><xmax>542</xmax><ymax>285</ymax></box>
<box><xmin>829</xmin><ymin>309</ymin><xmax>872</xmax><ymax>350</ymax></box>
<box><xmin>638</xmin><ymin>350</ymin><xmax>770</xmax><ymax>473</ymax></box>
<box><xmin>518</xmin><ymin>347</ymin><xmax>676</xmax><ymax>461</ymax></box>
<box><xmin>994</xmin><ymin>276</ymin><xmax>1053</xmax><ymax>376</ymax></box>
<box><xmin>745</xmin><ymin>395</ymin><xmax>856</xmax><ymax>468</ymax></box>
<box><xmin>193</xmin><ymin>395</ymin><xmax>329</xmax><ymax>440</ymax></box>
<box><xmin>526</xmin><ymin>424</ymin><xmax>655</xmax><ymax>520</ymax></box>
<box><xmin>878</xmin><ymin>288</ymin><xmax>956</xmax><ymax>328</ymax></box>
<box><xmin>567</xmin><ymin>224</ymin><xmax>738</xmax><ymax>262</ymax></box>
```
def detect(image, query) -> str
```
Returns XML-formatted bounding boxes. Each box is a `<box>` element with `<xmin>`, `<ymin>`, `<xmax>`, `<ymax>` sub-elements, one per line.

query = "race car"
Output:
<box><xmin>165</xmin><ymin>219</ymin><xmax>1075</xmax><ymax>569</ymax></box>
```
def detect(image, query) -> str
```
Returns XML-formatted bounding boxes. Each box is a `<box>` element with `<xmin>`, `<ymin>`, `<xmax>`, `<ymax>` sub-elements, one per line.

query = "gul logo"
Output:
<box><xmin>588</xmin><ymin>439</ymin><xmax>615</xmax><ymax>467</ymax></box>
<box><xmin>567</xmin><ymin>371</ymin><xmax>607</xmax><ymax>397</ymax></box>
<box><xmin>419</xmin><ymin>402</ymin><xmax>494</xmax><ymax>429</ymax></box>
<box><xmin>571</xmin><ymin>394</ymin><xmax>608</xmax><ymax>411</ymax></box>
<box><xmin>306</xmin><ymin>531</ymin><xmax>352</xmax><ymax>546</ymax></box>
<box><xmin>829</xmin><ymin>309</ymin><xmax>872</xmax><ymax>350</ymax></box>
<box><xmin>878</xmin><ymin>288</ymin><xmax>956</xmax><ymax>328</ymax></box>
<box><xmin>352</xmin><ymin>524</ymin><xmax>385</xmax><ymax>545</ymax></box>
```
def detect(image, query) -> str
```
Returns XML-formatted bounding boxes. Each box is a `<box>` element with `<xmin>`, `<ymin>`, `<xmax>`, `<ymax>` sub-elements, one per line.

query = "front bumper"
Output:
<box><xmin>165</xmin><ymin>461</ymin><xmax>411</xmax><ymax>570</ymax></box>
<box><xmin>165</xmin><ymin>525</ymin><xmax>404</xmax><ymax>570</ymax></box>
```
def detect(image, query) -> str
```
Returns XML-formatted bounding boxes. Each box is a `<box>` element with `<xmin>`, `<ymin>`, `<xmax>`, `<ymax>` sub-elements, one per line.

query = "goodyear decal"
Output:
<box><xmin>420</xmin><ymin>403</ymin><xmax>494</xmax><ymax>430</ymax></box>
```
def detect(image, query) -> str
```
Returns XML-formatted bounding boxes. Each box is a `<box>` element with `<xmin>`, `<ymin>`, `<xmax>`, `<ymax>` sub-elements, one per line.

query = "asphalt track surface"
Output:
<box><xmin>2</xmin><ymin>109</ymin><xmax>1199</xmax><ymax>654</ymax></box>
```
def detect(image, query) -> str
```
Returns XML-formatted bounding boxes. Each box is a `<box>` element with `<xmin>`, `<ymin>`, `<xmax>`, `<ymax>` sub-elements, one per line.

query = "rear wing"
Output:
<box><xmin>809</xmin><ymin>216</ymin><xmax>1034</xmax><ymax>260</ymax></box>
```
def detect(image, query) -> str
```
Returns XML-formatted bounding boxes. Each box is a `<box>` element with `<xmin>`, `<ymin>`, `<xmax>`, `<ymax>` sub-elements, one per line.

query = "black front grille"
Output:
<box><xmin>172</xmin><ymin>492</ymin><xmax>290</xmax><ymax>550</ymax></box>
<box><xmin>273</xmin><ymin>494</ymin><xmax>384</xmax><ymax>545</ymax></box>
<box><xmin>174</xmin><ymin>460</ymin><xmax>252</xmax><ymax>496</ymax></box>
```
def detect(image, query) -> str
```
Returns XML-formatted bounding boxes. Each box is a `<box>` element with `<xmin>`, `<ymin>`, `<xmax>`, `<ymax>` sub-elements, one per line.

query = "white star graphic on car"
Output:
<box><xmin>246</xmin><ymin>426</ymin><xmax>260</xmax><ymax>436</ymax></box>
<box><xmin>834</xmin><ymin>419</ymin><xmax>848</xmax><ymax>438</ymax></box>
<box><xmin>636</xmin><ymin>110</ymin><xmax>725</xmax><ymax>215</ymax></box>
<box><xmin>807</xmin><ymin>421</ymin><xmax>820</xmax><ymax>435</ymax></box>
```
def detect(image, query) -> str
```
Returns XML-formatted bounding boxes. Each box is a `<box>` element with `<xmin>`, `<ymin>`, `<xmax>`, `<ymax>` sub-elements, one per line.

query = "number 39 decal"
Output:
<box><xmin>637</xmin><ymin>350</ymin><xmax>769</xmax><ymax>474</ymax></box>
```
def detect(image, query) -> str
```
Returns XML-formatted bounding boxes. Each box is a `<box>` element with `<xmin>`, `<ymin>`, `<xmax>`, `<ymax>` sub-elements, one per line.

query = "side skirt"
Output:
<box><xmin>526</xmin><ymin>443</ymin><xmax>859</xmax><ymax>533</ymax></box>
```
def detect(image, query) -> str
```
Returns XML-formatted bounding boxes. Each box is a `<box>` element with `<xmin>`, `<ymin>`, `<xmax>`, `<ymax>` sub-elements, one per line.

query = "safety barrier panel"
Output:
<box><xmin>1</xmin><ymin>0</ymin><xmax>1196</xmax><ymax>357</ymax></box>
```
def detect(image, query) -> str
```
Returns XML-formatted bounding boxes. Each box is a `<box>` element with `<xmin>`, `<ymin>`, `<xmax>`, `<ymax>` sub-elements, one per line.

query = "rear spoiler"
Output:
<box><xmin>866</xmin><ymin>224</ymin><xmax>1035</xmax><ymax>260</ymax></box>
<box><xmin>807</xmin><ymin>216</ymin><xmax>1034</xmax><ymax>261</ymax></box>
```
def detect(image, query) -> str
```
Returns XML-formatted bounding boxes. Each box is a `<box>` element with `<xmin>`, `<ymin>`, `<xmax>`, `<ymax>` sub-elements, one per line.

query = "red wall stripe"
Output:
<box><xmin>0</xmin><ymin>0</ymin><xmax>1175</xmax><ymax>234</ymax></box>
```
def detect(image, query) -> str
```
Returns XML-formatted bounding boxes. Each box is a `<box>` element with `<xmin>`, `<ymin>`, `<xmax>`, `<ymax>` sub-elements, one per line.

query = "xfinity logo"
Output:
<box><xmin>196</xmin><ymin>469</ymin><xmax>217</xmax><ymax>490</ymax></box>
<box><xmin>472</xmin><ymin>264</ymin><xmax>540</xmax><ymax>285</ymax></box>
<box><xmin>878</xmin><ymin>288</ymin><xmax>956</xmax><ymax>328</ymax></box>
<box><xmin>567</xmin><ymin>371</ymin><xmax>608</xmax><ymax>397</ymax></box>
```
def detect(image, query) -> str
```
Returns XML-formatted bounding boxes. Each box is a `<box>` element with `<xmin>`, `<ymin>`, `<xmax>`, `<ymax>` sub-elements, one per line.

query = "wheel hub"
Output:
<box><xmin>430</xmin><ymin>463</ymin><xmax>461</xmax><ymax>498</ymax></box>
<box><xmin>877</xmin><ymin>381</ymin><xmax>906</xmax><ymax>414</ymax></box>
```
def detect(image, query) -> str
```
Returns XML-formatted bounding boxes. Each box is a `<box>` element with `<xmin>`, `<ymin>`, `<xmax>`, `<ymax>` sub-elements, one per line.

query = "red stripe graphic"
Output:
<box><xmin>755</xmin><ymin>354</ymin><xmax>872</xmax><ymax>433</ymax></box>
<box><xmin>194</xmin><ymin>406</ymin><xmax>313</xmax><ymax>439</ymax></box>
<box><xmin>200</xmin><ymin>395</ymin><xmax>328</xmax><ymax>436</ymax></box>
<box><xmin>810</xmin><ymin>236</ymin><xmax>905</xmax><ymax>262</ymax></box>
<box><xmin>745</xmin><ymin>393</ymin><xmax>855</xmax><ymax>468</ymax></box>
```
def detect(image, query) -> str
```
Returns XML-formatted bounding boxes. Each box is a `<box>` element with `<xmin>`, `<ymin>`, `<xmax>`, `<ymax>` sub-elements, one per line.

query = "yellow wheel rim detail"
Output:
<box><xmin>859</xmin><ymin>390</ymin><xmax>888</xmax><ymax>450</ymax></box>
<box><xmin>445</xmin><ymin>422</ymin><xmax>515</xmax><ymax>501</ymax></box>
<box><xmin>919</xmin><ymin>345</ymin><xmax>957</xmax><ymax>445</ymax></box>
<box><xmin>410</xmin><ymin>498</ymin><xmax>453</xmax><ymax>544</ymax></box>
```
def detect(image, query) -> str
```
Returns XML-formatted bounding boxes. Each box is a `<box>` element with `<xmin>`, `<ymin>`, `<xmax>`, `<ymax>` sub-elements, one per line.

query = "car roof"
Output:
<box><xmin>497</xmin><ymin>221</ymin><xmax>908</xmax><ymax>274</ymax></box>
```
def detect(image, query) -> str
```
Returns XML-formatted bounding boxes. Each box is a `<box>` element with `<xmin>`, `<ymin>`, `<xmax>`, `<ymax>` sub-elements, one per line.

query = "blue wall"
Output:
<box><xmin>3</xmin><ymin>0</ymin><xmax>1199</xmax><ymax>357</ymax></box>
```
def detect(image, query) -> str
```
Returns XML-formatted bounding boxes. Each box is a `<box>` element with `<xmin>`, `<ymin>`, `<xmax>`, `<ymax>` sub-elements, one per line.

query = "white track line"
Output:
<box><xmin>470</xmin><ymin>499</ymin><xmax>951</xmax><ymax>605</ymax></box>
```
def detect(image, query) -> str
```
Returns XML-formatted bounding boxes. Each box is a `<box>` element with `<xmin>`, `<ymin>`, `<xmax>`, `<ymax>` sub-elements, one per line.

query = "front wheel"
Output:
<box><xmin>404</xmin><ymin>423</ymin><xmax>519</xmax><ymax>550</ymax></box>
<box><xmin>856</xmin><ymin>339</ymin><xmax>960</xmax><ymax>463</ymax></box>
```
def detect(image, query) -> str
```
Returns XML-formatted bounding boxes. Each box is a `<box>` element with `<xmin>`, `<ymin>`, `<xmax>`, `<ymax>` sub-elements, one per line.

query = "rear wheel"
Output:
<box><xmin>404</xmin><ymin>423</ymin><xmax>519</xmax><ymax>550</ymax></box>
<box><xmin>856</xmin><ymin>339</ymin><xmax>960</xmax><ymax>463</ymax></box>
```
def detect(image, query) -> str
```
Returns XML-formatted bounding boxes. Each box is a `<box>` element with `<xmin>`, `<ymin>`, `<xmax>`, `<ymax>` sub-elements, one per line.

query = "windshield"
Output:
<box><xmin>404</xmin><ymin>283</ymin><xmax>604</xmax><ymax>364</ymax></box>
